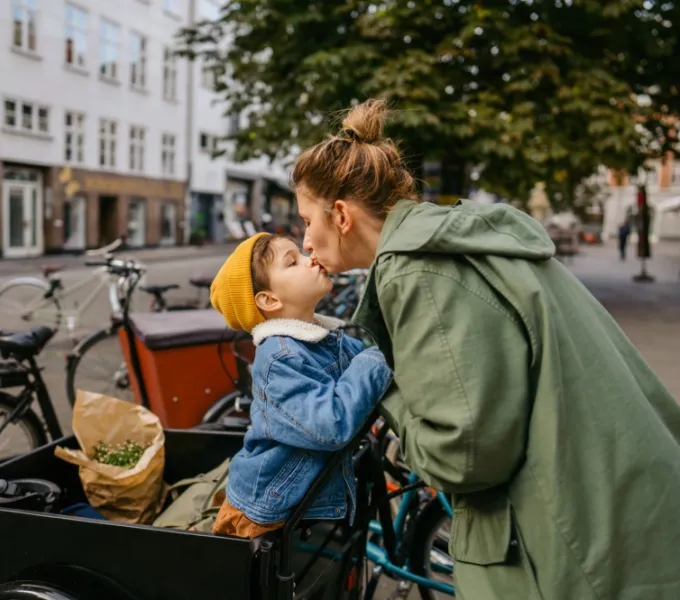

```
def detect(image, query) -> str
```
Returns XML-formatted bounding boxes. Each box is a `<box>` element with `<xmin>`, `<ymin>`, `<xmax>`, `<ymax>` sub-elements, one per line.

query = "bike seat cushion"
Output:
<box><xmin>0</xmin><ymin>327</ymin><xmax>54</xmax><ymax>359</ymax></box>
<box><xmin>42</xmin><ymin>264</ymin><xmax>66</xmax><ymax>277</ymax></box>
<box><xmin>140</xmin><ymin>284</ymin><xmax>181</xmax><ymax>295</ymax></box>
<box><xmin>189</xmin><ymin>275</ymin><xmax>214</xmax><ymax>289</ymax></box>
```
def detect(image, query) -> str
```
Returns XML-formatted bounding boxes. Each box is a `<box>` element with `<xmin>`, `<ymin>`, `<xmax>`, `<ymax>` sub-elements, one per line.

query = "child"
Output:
<box><xmin>209</xmin><ymin>233</ymin><xmax>392</xmax><ymax>538</ymax></box>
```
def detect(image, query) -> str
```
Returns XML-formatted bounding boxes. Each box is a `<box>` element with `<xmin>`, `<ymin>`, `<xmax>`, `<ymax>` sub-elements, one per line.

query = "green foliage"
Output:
<box><xmin>176</xmin><ymin>0</ymin><xmax>678</xmax><ymax>205</ymax></box>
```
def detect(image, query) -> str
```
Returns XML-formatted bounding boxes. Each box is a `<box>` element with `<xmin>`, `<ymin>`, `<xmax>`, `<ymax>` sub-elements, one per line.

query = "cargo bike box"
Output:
<box><xmin>0</xmin><ymin>428</ymin><xmax>374</xmax><ymax>600</ymax></box>
<box><xmin>119</xmin><ymin>310</ymin><xmax>254</xmax><ymax>429</ymax></box>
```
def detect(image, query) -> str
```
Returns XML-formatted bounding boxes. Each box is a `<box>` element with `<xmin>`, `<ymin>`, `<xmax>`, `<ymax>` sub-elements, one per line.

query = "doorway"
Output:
<box><xmin>2</xmin><ymin>180</ymin><xmax>43</xmax><ymax>258</ymax></box>
<box><xmin>98</xmin><ymin>195</ymin><xmax>118</xmax><ymax>246</ymax></box>
<box><xmin>63</xmin><ymin>196</ymin><xmax>86</xmax><ymax>250</ymax></box>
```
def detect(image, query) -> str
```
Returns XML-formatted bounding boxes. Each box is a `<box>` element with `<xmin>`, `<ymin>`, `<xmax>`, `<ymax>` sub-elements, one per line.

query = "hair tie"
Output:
<box><xmin>342</xmin><ymin>128</ymin><xmax>362</xmax><ymax>143</ymax></box>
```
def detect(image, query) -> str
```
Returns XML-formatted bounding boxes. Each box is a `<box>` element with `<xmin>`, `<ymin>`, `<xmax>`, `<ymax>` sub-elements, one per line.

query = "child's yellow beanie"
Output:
<box><xmin>210</xmin><ymin>232</ymin><xmax>270</xmax><ymax>332</ymax></box>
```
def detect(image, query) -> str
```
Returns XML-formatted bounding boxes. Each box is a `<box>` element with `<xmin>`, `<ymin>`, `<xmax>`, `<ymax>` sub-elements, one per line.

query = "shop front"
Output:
<box><xmin>0</xmin><ymin>163</ymin><xmax>46</xmax><ymax>258</ymax></box>
<box><xmin>51</xmin><ymin>168</ymin><xmax>186</xmax><ymax>250</ymax></box>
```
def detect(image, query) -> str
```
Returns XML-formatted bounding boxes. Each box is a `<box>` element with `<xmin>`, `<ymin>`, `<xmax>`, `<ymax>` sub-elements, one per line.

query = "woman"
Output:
<box><xmin>292</xmin><ymin>100</ymin><xmax>680</xmax><ymax>599</ymax></box>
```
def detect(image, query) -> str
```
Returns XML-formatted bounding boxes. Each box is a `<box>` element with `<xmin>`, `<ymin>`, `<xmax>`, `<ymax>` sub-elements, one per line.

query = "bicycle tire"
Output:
<box><xmin>408</xmin><ymin>498</ymin><xmax>455</xmax><ymax>599</ymax></box>
<box><xmin>0</xmin><ymin>280</ymin><xmax>61</xmax><ymax>336</ymax></box>
<box><xmin>0</xmin><ymin>392</ymin><xmax>48</xmax><ymax>463</ymax></box>
<box><xmin>66</xmin><ymin>325</ymin><xmax>130</xmax><ymax>406</ymax></box>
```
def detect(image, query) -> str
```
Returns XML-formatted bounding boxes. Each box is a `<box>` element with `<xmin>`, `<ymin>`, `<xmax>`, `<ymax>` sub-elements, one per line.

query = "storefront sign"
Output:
<box><xmin>57</xmin><ymin>167</ymin><xmax>184</xmax><ymax>200</ymax></box>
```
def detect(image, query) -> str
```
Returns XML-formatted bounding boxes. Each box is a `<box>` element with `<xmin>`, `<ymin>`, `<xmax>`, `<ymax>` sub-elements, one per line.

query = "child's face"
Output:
<box><xmin>256</xmin><ymin>238</ymin><xmax>333</xmax><ymax>318</ymax></box>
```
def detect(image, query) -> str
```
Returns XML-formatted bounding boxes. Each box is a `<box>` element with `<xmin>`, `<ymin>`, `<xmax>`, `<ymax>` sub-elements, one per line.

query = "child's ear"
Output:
<box><xmin>255</xmin><ymin>290</ymin><xmax>283</xmax><ymax>315</ymax></box>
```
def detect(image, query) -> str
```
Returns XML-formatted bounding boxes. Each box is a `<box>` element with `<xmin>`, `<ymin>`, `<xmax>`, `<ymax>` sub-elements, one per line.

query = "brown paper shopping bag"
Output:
<box><xmin>55</xmin><ymin>390</ymin><xmax>165</xmax><ymax>524</ymax></box>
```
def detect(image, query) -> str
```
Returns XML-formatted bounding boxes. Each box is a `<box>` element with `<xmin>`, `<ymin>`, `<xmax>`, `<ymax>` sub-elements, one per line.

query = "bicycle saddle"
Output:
<box><xmin>0</xmin><ymin>478</ymin><xmax>62</xmax><ymax>512</ymax></box>
<box><xmin>189</xmin><ymin>275</ymin><xmax>214</xmax><ymax>289</ymax></box>
<box><xmin>42</xmin><ymin>264</ymin><xmax>66</xmax><ymax>277</ymax></box>
<box><xmin>0</xmin><ymin>327</ymin><xmax>54</xmax><ymax>360</ymax></box>
<box><xmin>140</xmin><ymin>283</ymin><xmax>180</xmax><ymax>295</ymax></box>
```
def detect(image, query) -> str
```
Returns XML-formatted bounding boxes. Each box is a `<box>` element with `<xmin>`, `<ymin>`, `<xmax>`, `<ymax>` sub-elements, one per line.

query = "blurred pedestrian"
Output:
<box><xmin>618</xmin><ymin>217</ymin><xmax>631</xmax><ymax>260</ymax></box>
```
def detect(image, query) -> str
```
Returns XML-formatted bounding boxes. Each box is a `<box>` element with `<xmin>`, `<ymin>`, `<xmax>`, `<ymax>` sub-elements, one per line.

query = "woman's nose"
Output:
<box><xmin>303</xmin><ymin>232</ymin><xmax>312</xmax><ymax>252</ymax></box>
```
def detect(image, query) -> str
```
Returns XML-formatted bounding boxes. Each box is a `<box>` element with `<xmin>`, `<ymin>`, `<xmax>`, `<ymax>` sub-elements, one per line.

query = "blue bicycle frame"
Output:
<box><xmin>366</xmin><ymin>471</ymin><xmax>455</xmax><ymax>596</ymax></box>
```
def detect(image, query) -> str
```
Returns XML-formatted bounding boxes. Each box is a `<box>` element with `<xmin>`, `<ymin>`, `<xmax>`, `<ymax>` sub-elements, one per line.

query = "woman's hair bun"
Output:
<box><xmin>341</xmin><ymin>98</ymin><xmax>388</xmax><ymax>144</ymax></box>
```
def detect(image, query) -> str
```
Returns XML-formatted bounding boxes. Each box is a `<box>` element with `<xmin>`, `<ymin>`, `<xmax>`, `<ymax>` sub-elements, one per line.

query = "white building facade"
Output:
<box><xmin>188</xmin><ymin>0</ymin><xmax>292</xmax><ymax>245</ymax></box>
<box><xmin>0</xmin><ymin>0</ymin><xmax>193</xmax><ymax>257</ymax></box>
<box><xmin>0</xmin><ymin>0</ymin><xmax>291</xmax><ymax>258</ymax></box>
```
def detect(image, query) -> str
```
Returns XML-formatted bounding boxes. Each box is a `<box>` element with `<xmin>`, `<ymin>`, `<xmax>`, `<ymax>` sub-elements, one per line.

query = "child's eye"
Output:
<box><xmin>289</xmin><ymin>260</ymin><xmax>296</xmax><ymax>267</ymax></box>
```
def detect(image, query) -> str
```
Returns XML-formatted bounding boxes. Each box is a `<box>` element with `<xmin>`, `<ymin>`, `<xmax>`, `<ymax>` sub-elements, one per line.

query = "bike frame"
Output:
<box><xmin>0</xmin><ymin>357</ymin><xmax>63</xmax><ymax>444</ymax></box>
<box><xmin>366</xmin><ymin>473</ymin><xmax>455</xmax><ymax>596</ymax></box>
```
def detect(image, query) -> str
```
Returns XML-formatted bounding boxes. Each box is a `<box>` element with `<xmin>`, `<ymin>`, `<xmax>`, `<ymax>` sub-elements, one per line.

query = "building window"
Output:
<box><xmin>199</xmin><ymin>0</ymin><xmax>221</xmax><ymax>20</ymax></box>
<box><xmin>64</xmin><ymin>111</ymin><xmax>85</xmax><ymax>164</ymax></box>
<box><xmin>163</xmin><ymin>0</ymin><xmax>181</xmax><ymax>15</ymax></box>
<box><xmin>65</xmin><ymin>4</ymin><xmax>87</xmax><ymax>68</ymax></box>
<box><xmin>99</xmin><ymin>118</ymin><xmax>117</xmax><ymax>168</ymax></box>
<box><xmin>99</xmin><ymin>19</ymin><xmax>120</xmax><ymax>81</ymax></box>
<box><xmin>228</xmin><ymin>112</ymin><xmax>240</xmax><ymax>136</ymax></box>
<box><xmin>130</xmin><ymin>32</ymin><xmax>148</xmax><ymax>90</ymax></box>
<box><xmin>12</xmin><ymin>0</ymin><xmax>37</xmax><ymax>53</ymax></box>
<box><xmin>3</xmin><ymin>98</ymin><xmax>49</xmax><ymax>134</ymax></box>
<box><xmin>163</xmin><ymin>47</ymin><xmax>178</xmax><ymax>101</ymax></box>
<box><xmin>199</xmin><ymin>132</ymin><xmax>218</xmax><ymax>153</ymax></box>
<box><xmin>161</xmin><ymin>133</ymin><xmax>176</xmax><ymax>175</ymax></box>
<box><xmin>201</xmin><ymin>63</ymin><xmax>216</xmax><ymax>90</ymax></box>
<box><xmin>129</xmin><ymin>126</ymin><xmax>146</xmax><ymax>172</ymax></box>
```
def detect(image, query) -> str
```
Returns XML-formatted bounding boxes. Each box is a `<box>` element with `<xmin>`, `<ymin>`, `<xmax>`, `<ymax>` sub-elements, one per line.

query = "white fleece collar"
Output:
<box><xmin>251</xmin><ymin>313</ymin><xmax>345</xmax><ymax>347</ymax></box>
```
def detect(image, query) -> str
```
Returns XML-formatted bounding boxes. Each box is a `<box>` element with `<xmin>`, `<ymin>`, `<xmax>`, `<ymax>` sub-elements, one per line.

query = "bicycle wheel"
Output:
<box><xmin>409</xmin><ymin>499</ymin><xmax>455</xmax><ymax>599</ymax></box>
<box><xmin>0</xmin><ymin>392</ymin><xmax>47</xmax><ymax>462</ymax></box>
<box><xmin>66</xmin><ymin>326</ymin><xmax>133</xmax><ymax>406</ymax></box>
<box><xmin>0</xmin><ymin>280</ymin><xmax>61</xmax><ymax>335</ymax></box>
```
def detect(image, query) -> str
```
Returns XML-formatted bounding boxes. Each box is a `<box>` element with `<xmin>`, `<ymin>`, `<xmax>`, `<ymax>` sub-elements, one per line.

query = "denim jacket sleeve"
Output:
<box><xmin>261</xmin><ymin>347</ymin><xmax>392</xmax><ymax>451</ymax></box>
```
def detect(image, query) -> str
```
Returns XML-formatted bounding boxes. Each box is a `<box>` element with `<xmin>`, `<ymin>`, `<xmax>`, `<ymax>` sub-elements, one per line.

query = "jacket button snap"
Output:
<box><xmin>335</xmin><ymin>508</ymin><xmax>341</xmax><ymax>514</ymax></box>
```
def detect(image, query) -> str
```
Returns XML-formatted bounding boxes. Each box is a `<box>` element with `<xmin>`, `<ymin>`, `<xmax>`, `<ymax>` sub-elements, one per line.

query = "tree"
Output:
<box><xmin>176</xmin><ymin>0</ymin><xmax>677</xmax><ymax>205</ymax></box>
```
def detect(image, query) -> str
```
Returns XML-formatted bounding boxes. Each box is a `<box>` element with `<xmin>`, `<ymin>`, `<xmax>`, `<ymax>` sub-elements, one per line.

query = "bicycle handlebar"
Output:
<box><xmin>85</xmin><ymin>257</ymin><xmax>145</xmax><ymax>275</ymax></box>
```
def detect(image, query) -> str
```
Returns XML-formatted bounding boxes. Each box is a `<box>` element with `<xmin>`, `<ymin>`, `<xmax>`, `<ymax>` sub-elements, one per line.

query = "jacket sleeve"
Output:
<box><xmin>378</xmin><ymin>269</ymin><xmax>530</xmax><ymax>494</ymax></box>
<box><xmin>262</xmin><ymin>347</ymin><xmax>392</xmax><ymax>451</ymax></box>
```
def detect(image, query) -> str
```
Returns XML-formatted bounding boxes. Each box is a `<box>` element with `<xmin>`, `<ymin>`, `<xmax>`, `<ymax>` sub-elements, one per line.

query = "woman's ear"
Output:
<box><xmin>255</xmin><ymin>290</ymin><xmax>283</xmax><ymax>315</ymax></box>
<box><xmin>333</xmin><ymin>200</ymin><xmax>352</xmax><ymax>235</ymax></box>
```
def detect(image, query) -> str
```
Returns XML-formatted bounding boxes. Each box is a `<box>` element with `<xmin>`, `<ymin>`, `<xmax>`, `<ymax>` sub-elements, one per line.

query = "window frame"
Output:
<box><xmin>65</xmin><ymin>3</ymin><xmax>88</xmax><ymax>69</ymax></box>
<box><xmin>64</xmin><ymin>110</ymin><xmax>85</xmax><ymax>164</ymax></box>
<box><xmin>3</xmin><ymin>97</ymin><xmax>50</xmax><ymax>135</ymax></box>
<box><xmin>12</xmin><ymin>0</ymin><xmax>38</xmax><ymax>54</ymax></box>
<box><xmin>99</xmin><ymin>18</ymin><xmax>120</xmax><ymax>81</ymax></box>
<box><xmin>99</xmin><ymin>118</ymin><xmax>117</xmax><ymax>168</ymax></box>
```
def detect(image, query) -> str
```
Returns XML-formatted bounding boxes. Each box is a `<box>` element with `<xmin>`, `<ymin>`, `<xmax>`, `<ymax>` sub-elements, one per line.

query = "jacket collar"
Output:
<box><xmin>251</xmin><ymin>313</ymin><xmax>345</xmax><ymax>347</ymax></box>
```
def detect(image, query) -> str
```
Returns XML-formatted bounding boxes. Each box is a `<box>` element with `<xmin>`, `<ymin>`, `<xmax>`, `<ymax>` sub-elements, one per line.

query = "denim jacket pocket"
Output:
<box><xmin>450</xmin><ymin>494</ymin><xmax>512</xmax><ymax>565</ymax></box>
<box><xmin>264</xmin><ymin>451</ymin><xmax>312</xmax><ymax>501</ymax></box>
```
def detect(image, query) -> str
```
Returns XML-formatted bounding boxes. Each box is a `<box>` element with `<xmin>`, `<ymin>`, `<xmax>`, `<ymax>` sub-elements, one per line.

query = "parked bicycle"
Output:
<box><xmin>0</xmin><ymin>239</ymin><xmax>136</xmax><ymax>341</ymax></box>
<box><xmin>0</xmin><ymin>327</ymin><xmax>63</xmax><ymax>463</ymax></box>
<box><xmin>139</xmin><ymin>274</ymin><xmax>213</xmax><ymax>312</ymax></box>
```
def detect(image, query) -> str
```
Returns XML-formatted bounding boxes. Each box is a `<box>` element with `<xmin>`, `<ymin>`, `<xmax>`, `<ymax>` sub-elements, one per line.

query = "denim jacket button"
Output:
<box><xmin>335</xmin><ymin>508</ymin><xmax>341</xmax><ymax>514</ymax></box>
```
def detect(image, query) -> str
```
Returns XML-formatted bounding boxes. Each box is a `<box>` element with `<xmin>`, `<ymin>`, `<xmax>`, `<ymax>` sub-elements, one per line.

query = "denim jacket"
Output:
<box><xmin>226</xmin><ymin>314</ymin><xmax>392</xmax><ymax>525</ymax></box>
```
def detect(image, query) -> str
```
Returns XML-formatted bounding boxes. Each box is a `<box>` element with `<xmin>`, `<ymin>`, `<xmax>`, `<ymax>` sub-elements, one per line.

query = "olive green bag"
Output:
<box><xmin>153</xmin><ymin>457</ymin><xmax>231</xmax><ymax>532</ymax></box>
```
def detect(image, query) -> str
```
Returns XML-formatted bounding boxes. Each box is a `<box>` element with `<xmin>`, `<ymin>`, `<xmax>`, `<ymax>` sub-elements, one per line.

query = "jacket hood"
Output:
<box><xmin>377</xmin><ymin>200</ymin><xmax>555</xmax><ymax>261</ymax></box>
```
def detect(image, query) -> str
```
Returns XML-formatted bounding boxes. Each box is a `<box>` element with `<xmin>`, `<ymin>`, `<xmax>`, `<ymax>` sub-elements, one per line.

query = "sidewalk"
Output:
<box><xmin>568</xmin><ymin>241</ymin><xmax>680</xmax><ymax>398</ymax></box>
<box><xmin>0</xmin><ymin>242</ymin><xmax>237</xmax><ymax>277</ymax></box>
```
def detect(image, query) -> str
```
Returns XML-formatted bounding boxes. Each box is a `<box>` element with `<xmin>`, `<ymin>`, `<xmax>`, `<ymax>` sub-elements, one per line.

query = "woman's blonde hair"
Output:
<box><xmin>291</xmin><ymin>99</ymin><xmax>418</xmax><ymax>219</ymax></box>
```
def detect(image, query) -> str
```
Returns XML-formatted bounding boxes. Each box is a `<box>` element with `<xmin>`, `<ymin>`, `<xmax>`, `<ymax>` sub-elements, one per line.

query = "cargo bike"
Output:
<box><xmin>0</xmin><ymin>423</ymin><xmax>378</xmax><ymax>600</ymax></box>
